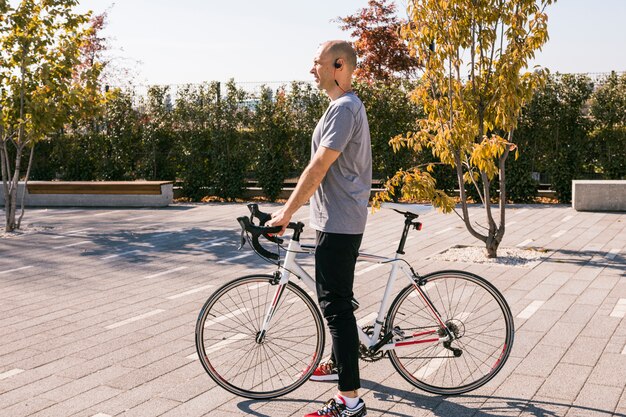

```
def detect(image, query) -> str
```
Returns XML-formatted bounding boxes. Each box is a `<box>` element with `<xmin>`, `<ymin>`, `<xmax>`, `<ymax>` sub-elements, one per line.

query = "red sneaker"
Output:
<box><xmin>309</xmin><ymin>359</ymin><xmax>338</xmax><ymax>381</ymax></box>
<box><xmin>303</xmin><ymin>396</ymin><xmax>367</xmax><ymax>417</ymax></box>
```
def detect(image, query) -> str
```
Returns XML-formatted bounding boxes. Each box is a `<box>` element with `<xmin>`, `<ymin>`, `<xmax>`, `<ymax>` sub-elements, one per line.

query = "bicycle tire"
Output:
<box><xmin>195</xmin><ymin>274</ymin><xmax>325</xmax><ymax>399</ymax></box>
<box><xmin>385</xmin><ymin>270</ymin><xmax>514</xmax><ymax>395</ymax></box>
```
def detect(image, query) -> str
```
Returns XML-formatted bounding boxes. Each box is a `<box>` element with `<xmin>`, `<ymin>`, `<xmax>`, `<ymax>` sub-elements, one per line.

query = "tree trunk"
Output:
<box><xmin>485</xmin><ymin>235</ymin><xmax>499</xmax><ymax>258</ymax></box>
<box><xmin>6</xmin><ymin>146</ymin><xmax>23</xmax><ymax>232</ymax></box>
<box><xmin>0</xmin><ymin>142</ymin><xmax>10</xmax><ymax>231</ymax></box>
<box><xmin>17</xmin><ymin>143</ymin><xmax>35</xmax><ymax>229</ymax></box>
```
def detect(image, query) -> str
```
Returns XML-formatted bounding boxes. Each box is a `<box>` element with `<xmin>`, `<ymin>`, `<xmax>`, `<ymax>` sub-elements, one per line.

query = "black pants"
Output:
<box><xmin>315</xmin><ymin>230</ymin><xmax>363</xmax><ymax>392</ymax></box>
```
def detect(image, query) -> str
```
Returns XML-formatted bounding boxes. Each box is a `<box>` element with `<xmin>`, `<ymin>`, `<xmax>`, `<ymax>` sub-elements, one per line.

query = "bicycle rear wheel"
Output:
<box><xmin>386</xmin><ymin>270</ymin><xmax>514</xmax><ymax>395</ymax></box>
<box><xmin>195</xmin><ymin>274</ymin><xmax>324</xmax><ymax>399</ymax></box>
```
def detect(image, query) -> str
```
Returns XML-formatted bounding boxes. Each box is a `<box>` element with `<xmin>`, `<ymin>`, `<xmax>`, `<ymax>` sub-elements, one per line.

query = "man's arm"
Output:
<box><xmin>267</xmin><ymin>146</ymin><xmax>340</xmax><ymax>233</ymax></box>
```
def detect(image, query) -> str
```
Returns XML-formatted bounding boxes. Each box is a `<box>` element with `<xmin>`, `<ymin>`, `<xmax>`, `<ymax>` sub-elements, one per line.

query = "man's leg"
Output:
<box><xmin>315</xmin><ymin>231</ymin><xmax>362</xmax><ymax>394</ymax></box>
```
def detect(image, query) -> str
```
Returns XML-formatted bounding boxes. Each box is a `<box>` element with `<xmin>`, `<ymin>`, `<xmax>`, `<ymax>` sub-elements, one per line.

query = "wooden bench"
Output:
<box><xmin>0</xmin><ymin>181</ymin><xmax>173</xmax><ymax>207</ymax></box>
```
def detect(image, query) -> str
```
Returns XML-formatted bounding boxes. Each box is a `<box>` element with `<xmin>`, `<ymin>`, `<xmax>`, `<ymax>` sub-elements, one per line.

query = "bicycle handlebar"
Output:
<box><xmin>236</xmin><ymin>203</ymin><xmax>303</xmax><ymax>261</ymax></box>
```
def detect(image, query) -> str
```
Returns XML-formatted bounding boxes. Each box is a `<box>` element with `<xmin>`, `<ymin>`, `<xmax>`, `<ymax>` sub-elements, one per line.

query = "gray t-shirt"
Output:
<box><xmin>310</xmin><ymin>92</ymin><xmax>372</xmax><ymax>234</ymax></box>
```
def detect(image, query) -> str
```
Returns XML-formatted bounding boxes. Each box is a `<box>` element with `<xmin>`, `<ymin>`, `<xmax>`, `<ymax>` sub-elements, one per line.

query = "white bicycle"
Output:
<box><xmin>195</xmin><ymin>203</ymin><xmax>514</xmax><ymax>399</ymax></box>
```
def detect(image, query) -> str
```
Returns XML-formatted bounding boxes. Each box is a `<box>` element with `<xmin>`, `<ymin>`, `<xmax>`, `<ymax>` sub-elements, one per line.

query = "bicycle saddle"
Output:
<box><xmin>381</xmin><ymin>202</ymin><xmax>433</xmax><ymax>216</ymax></box>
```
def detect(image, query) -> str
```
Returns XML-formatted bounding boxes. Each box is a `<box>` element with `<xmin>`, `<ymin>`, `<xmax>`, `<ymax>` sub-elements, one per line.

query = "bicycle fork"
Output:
<box><xmin>255</xmin><ymin>280</ymin><xmax>286</xmax><ymax>343</ymax></box>
<box><xmin>256</xmin><ymin>244</ymin><xmax>300</xmax><ymax>343</ymax></box>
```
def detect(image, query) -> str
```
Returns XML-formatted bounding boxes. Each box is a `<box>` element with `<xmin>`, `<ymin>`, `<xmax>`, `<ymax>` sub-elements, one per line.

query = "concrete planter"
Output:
<box><xmin>572</xmin><ymin>180</ymin><xmax>626</xmax><ymax>212</ymax></box>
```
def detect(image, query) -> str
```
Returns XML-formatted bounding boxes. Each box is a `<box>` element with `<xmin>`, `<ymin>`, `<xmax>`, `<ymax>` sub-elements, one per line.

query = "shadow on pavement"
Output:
<box><xmin>235</xmin><ymin>379</ymin><xmax>625</xmax><ymax>417</ymax></box>
<box><xmin>542</xmin><ymin>248</ymin><xmax>625</xmax><ymax>273</ymax></box>
<box><xmin>73</xmin><ymin>227</ymin><xmax>314</xmax><ymax>268</ymax></box>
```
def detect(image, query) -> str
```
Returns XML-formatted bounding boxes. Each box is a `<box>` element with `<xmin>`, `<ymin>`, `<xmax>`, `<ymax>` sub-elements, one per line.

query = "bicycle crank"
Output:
<box><xmin>358</xmin><ymin>326</ymin><xmax>386</xmax><ymax>362</ymax></box>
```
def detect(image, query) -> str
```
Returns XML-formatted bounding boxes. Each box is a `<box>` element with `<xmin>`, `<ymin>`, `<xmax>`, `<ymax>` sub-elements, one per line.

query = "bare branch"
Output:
<box><xmin>481</xmin><ymin>171</ymin><xmax>498</xmax><ymax>232</ymax></box>
<box><xmin>482</xmin><ymin>0</ymin><xmax>503</xmax><ymax>96</ymax></box>
<box><xmin>473</xmin><ymin>221</ymin><xmax>489</xmax><ymax>232</ymax></box>
<box><xmin>496</xmin><ymin>135</ymin><xmax>512</xmax><ymax>243</ymax></box>
<box><xmin>470</xmin><ymin>1</ymin><xmax>476</xmax><ymax>94</ymax></box>
<box><xmin>463</xmin><ymin>155</ymin><xmax>485</xmax><ymax>205</ymax></box>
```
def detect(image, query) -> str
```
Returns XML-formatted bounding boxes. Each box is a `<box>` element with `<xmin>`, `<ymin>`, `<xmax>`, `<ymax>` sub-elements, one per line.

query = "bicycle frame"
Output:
<box><xmin>257</xmin><ymin>237</ymin><xmax>451</xmax><ymax>354</ymax></box>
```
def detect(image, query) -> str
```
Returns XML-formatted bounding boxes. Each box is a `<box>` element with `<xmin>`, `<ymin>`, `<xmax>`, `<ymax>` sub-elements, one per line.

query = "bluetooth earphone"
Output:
<box><xmin>333</xmin><ymin>59</ymin><xmax>352</xmax><ymax>95</ymax></box>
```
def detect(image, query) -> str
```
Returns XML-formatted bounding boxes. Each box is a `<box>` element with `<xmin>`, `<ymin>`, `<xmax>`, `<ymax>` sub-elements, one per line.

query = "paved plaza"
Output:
<box><xmin>0</xmin><ymin>203</ymin><xmax>624</xmax><ymax>417</ymax></box>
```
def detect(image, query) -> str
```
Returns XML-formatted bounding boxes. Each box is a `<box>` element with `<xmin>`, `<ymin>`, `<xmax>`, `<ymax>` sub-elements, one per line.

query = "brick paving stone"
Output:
<box><xmin>39</xmin><ymin>365</ymin><xmax>132</xmax><ymax>403</ymax></box>
<box><xmin>535</xmin><ymin>363</ymin><xmax>592</xmax><ymax>401</ymax></box>
<box><xmin>0</xmin><ymin>396</ymin><xmax>56</xmax><ymax>417</ymax></box>
<box><xmin>493</xmin><ymin>373</ymin><xmax>545</xmax><ymax>398</ymax></box>
<box><xmin>119</xmin><ymin>396</ymin><xmax>181</xmax><ymax>417</ymax></box>
<box><xmin>432</xmin><ymin>397</ymin><xmax>485</xmax><ymax>417</ymax></box>
<box><xmin>616</xmin><ymin>388</ymin><xmax>626</xmax><ymax>415</ymax></box>
<box><xmin>29</xmin><ymin>385</ymin><xmax>121</xmax><ymax>417</ymax></box>
<box><xmin>158</xmin><ymin>374</ymin><xmax>210</xmax><ymax>403</ymax></box>
<box><xmin>542</xmin><ymin>271</ymin><xmax>574</xmax><ymax>286</ymax></box>
<box><xmin>589</xmin><ymin>274</ymin><xmax>621</xmax><ymax>290</ymax></box>
<box><xmin>559</xmin><ymin>303</ymin><xmax>598</xmax><ymax>324</ymax></box>
<box><xmin>559</xmin><ymin>279</ymin><xmax>591</xmax><ymax>296</ymax></box>
<box><xmin>605</xmin><ymin>334</ymin><xmax>626</xmax><ymax>354</ymax></box>
<box><xmin>509</xmin><ymin>267</ymin><xmax>553</xmax><ymax>292</ymax></box>
<box><xmin>509</xmin><ymin>330</ymin><xmax>545</xmax><ymax>359</ymax></box>
<box><xmin>586</xmin><ymin>354</ymin><xmax>626</xmax><ymax>388</ymax></box>
<box><xmin>87</xmin><ymin>384</ymin><xmax>166</xmax><ymax>416</ymax></box>
<box><xmin>524</xmin><ymin>283</ymin><xmax>562</xmax><ymax>302</ymax></box>
<box><xmin>201</xmin><ymin>409</ymin><xmax>246</xmax><ymax>417</ymax></box>
<box><xmin>518</xmin><ymin>397</ymin><xmax>572</xmax><ymax>417</ymax></box>
<box><xmin>577</xmin><ymin>288</ymin><xmax>612</xmax><ymax>306</ymax></box>
<box><xmin>580</xmin><ymin>315</ymin><xmax>621</xmax><ymax>339</ymax></box>
<box><xmin>567</xmin><ymin>383</ymin><xmax>623</xmax><ymax>417</ymax></box>
<box><xmin>539</xmin><ymin>320</ymin><xmax>587</xmax><ymax>348</ymax></box>
<box><xmin>518</xmin><ymin>309</ymin><xmax>562</xmax><ymax>333</ymax></box>
<box><xmin>119</xmin><ymin>340</ymin><xmax>190</xmax><ymax>369</ymax></box>
<box><xmin>0</xmin><ymin>357</ymin><xmax>86</xmax><ymax>394</ymax></box>
<box><xmin>105</xmin><ymin>355</ymin><xmax>189</xmax><ymax>391</ymax></box>
<box><xmin>562</xmin><ymin>336</ymin><xmax>610</xmax><ymax>367</ymax></box>
<box><xmin>571</xmin><ymin>266</ymin><xmax>604</xmax><ymax>282</ymax></box>
<box><xmin>515</xmin><ymin>345</ymin><xmax>568</xmax><ymax>378</ymax></box>
<box><xmin>159</xmin><ymin>387</ymin><xmax>226</xmax><ymax>417</ymax></box>
<box><xmin>542</xmin><ymin>293</ymin><xmax>578</xmax><ymax>312</ymax></box>
<box><xmin>0</xmin><ymin>375</ymin><xmax>72</xmax><ymax>409</ymax></box>
<box><xmin>471</xmin><ymin>356</ymin><xmax>523</xmax><ymax>398</ymax></box>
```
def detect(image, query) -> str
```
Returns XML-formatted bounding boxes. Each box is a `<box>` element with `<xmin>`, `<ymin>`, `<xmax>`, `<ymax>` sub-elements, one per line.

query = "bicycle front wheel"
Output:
<box><xmin>386</xmin><ymin>270</ymin><xmax>514</xmax><ymax>395</ymax></box>
<box><xmin>195</xmin><ymin>274</ymin><xmax>325</xmax><ymax>399</ymax></box>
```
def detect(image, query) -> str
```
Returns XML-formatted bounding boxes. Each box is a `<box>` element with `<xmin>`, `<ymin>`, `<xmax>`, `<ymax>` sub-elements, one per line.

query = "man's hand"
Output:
<box><xmin>267</xmin><ymin>207</ymin><xmax>292</xmax><ymax>236</ymax></box>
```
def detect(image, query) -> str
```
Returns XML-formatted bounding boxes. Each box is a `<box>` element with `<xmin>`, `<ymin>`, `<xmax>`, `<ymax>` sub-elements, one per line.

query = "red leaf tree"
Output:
<box><xmin>337</xmin><ymin>0</ymin><xmax>421</xmax><ymax>81</ymax></box>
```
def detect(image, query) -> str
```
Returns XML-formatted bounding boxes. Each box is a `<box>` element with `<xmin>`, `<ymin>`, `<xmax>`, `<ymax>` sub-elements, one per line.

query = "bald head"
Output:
<box><xmin>321</xmin><ymin>40</ymin><xmax>357</xmax><ymax>72</ymax></box>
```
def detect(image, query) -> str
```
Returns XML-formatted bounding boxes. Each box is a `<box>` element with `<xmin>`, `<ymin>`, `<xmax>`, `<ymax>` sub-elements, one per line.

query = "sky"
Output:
<box><xmin>73</xmin><ymin>0</ymin><xmax>626</xmax><ymax>86</ymax></box>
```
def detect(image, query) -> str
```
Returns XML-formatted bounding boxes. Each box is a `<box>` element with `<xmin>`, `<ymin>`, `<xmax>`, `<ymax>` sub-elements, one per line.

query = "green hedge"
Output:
<box><xmin>30</xmin><ymin>73</ymin><xmax>626</xmax><ymax>202</ymax></box>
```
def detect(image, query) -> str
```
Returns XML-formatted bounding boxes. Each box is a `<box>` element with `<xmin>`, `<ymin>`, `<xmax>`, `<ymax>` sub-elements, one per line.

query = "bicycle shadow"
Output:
<box><xmin>235</xmin><ymin>379</ymin><xmax>625</xmax><ymax>417</ymax></box>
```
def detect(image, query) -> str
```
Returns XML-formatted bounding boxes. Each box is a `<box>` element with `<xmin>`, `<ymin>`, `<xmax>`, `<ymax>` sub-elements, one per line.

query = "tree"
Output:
<box><xmin>0</xmin><ymin>0</ymin><xmax>101</xmax><ymax>231</ymax></box>
<box><xmin>589</xmin><ymin>72</ymin><xmax>626</xmax><ymax>180</ymax></box>
<box><xmin>253</xmin><ymin>86</ymin><xmax>290</xmax><ymax>201</ymax></box>
<box><xmin>337</xmin><ymin>0</ymin><xmax>421</xmax><ymax>81</ymax></box>
<box><xmin>374</xmin><ymin>0</ymin><xmax>555</xmax><ymax>257</ymax></box>
<box><xmin>354</xmin><ymin>79</ymin><xmax>424</xmax><ymax>183</ymax></box>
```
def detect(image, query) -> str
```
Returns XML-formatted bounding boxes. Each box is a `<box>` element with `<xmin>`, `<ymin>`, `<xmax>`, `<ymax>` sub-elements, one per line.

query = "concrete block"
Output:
<box><xmin>572</xmin><ymin>180</ymin><xmax>626</xmax><ymax>212</ymax></box>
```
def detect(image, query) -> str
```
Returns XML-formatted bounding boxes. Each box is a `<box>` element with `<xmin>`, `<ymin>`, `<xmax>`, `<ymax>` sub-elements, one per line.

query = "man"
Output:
<box><xmin>268</xmin><ymin>40</ymin><xmax>371</xmax><ymax>417</ymax></box>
